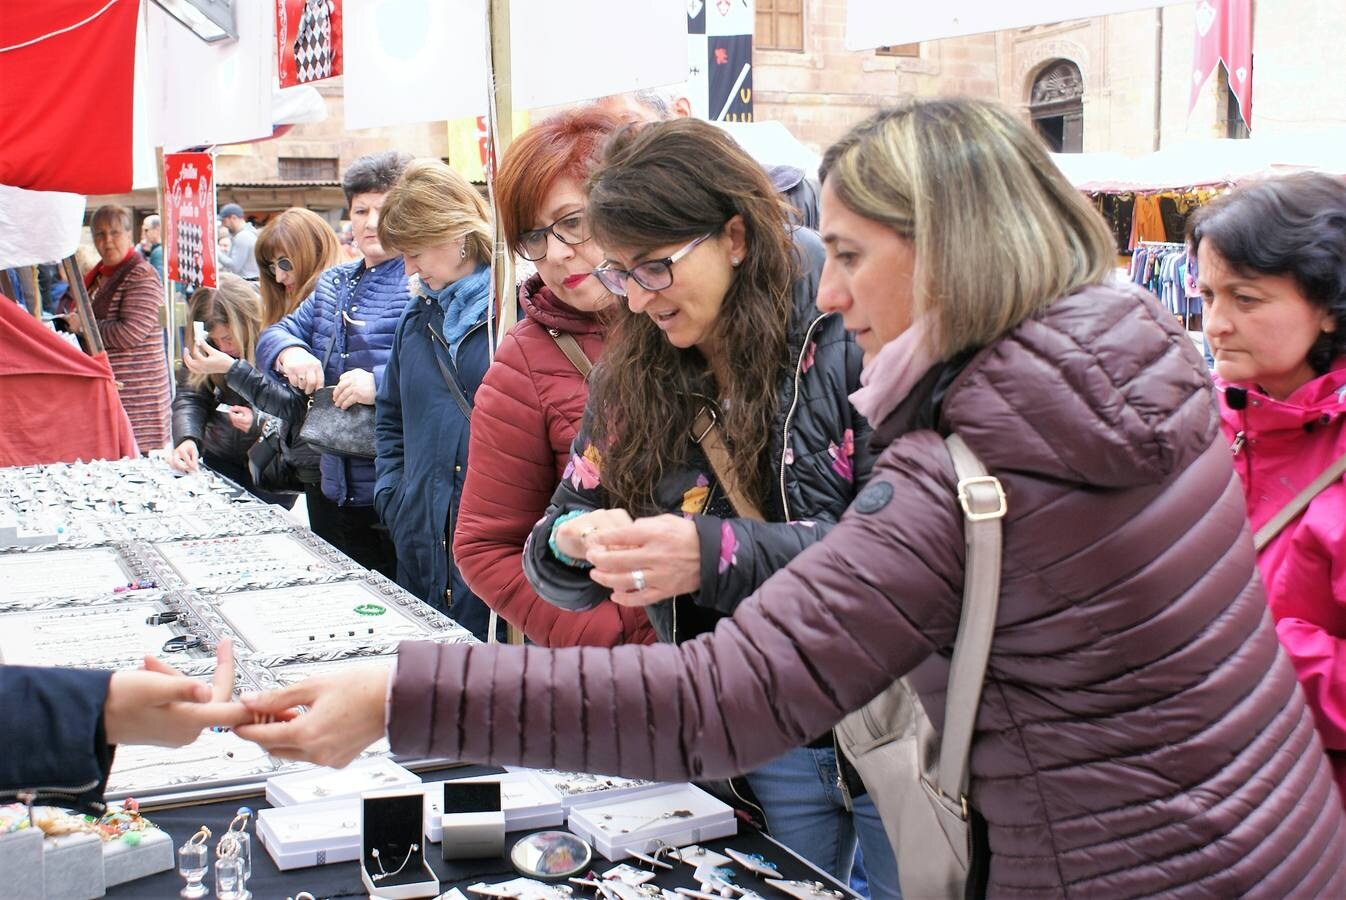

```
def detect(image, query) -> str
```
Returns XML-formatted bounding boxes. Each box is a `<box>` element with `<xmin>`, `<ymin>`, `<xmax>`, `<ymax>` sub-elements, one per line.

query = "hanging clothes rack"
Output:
<box><xmin>1130</xmin><ymin>241</ymin><xmax>1201</xmax><ymax>330</ymax></box>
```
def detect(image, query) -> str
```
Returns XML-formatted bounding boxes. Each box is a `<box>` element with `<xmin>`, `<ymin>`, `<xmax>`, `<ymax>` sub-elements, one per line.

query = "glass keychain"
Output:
<box><xmin>177</xmin><ymin>826</ymin><xmax>210</xmax><ymax>899</ymax></box>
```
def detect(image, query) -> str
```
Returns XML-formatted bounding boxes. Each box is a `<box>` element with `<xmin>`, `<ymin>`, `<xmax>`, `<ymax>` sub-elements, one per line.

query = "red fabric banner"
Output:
<box><xmin>164</xmin><ymin>152</ymin><xmax>218</xmax><ymax>292</ymax></box>
<box><xmin>1189</xmin><ymin>0</ymin><xmax>1253</xmax><ymax>129</ymax></box>
<box><xmin>0</xmin><ymin>0</ymin><xmax>138</xmax><ymax>194</ymax></box>
<box><xmin>276</xmin><ymin>0</ymin><xmax>344</xmax><ymax>88</ymax></box>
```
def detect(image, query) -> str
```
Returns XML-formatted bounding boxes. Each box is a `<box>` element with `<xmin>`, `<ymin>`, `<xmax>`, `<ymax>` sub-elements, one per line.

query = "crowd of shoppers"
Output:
<box><xmin>12</xmin><ymin>96</ymin><xmax>1346</xmax><ymax>899</ymax></box>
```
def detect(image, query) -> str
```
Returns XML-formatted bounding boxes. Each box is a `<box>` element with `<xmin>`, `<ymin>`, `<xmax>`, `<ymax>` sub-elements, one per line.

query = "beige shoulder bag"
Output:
<box><xmin>834</xmin><ymin>433</ymin><xmax>1006</xmax><ymax>899</ymax></box>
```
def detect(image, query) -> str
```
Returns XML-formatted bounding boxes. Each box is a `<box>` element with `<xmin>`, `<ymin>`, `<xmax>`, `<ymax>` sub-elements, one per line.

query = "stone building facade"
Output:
<box><xmin>752</xmin><ymin>0</ymin><xmax>1346</xmax><ymax>155</ymax></box>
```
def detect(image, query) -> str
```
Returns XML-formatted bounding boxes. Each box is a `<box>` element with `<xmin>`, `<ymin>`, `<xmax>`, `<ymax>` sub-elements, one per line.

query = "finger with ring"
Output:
<box><xmin>631</xmin><ymin>569</ymin><xmax>647</xmax><ymax>592</ymax></box>
<box><xmin>579</xmin><ymin>526</ymin><xmax>599</xmax><ymax>541</ymax></box>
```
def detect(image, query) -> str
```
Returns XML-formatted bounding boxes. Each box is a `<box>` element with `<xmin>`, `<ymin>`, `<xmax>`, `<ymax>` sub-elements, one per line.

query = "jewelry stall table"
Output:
<box><xmin>105</xmin><ymin>766</ymin><xmax>857</xmax><ymax>899</ymax></box>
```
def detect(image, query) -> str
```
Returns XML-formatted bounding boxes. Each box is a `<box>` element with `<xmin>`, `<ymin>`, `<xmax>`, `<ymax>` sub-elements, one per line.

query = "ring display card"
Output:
<box><xmin>0</xmin><ymin>543</ymin><xmax>162</xmax><ymax>612</ymax></box>
<box><xmin>505</xmin><ymin>768</ymin><xmax>661</xmax><ymax>811</ymax></box>
<box><xmin>0</xmin><ymin>457</ymin><xmax>252</xmax><ymax>523</ymax></box>
<box><xmin>0</xmin><ymin>600</ymin><xmax>205</xmax><ymax>669</ymax></box>
<box><xmin>206</xmin><ymin>578</ymin><xmax>440</xmax><ymax>661</ymax></box>
<box><xmin>267</xmin><ymin>757</ymin><xmax>421</xmax><ymax>808</ymax></box>
<box><xmin>567</xmin><ymin>783</ymin><xmax>737</xmax><ymax>862</ymax></box>
<box><xmin>149</xmin><ymin>531</ymin><xmax>358</xmax><ymax>593</ymax></box>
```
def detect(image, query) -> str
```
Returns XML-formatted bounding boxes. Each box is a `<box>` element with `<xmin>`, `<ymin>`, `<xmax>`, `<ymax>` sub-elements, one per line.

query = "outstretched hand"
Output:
<box><xmin>104</xmin><ymin>639</ymin><xmax>252</xmax><ymax>747</ymax></box>
<box><xmin>234</xmin><ymin>666</ymin><xmax>391</xmax><ymax>769</ymax></box>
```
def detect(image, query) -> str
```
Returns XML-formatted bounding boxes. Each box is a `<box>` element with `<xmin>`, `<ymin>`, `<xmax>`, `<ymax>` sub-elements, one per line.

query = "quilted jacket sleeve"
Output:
<box><xmin>225</xmin><ymin>358</ymin><xmax>306</xmax><ymax>424</ymax></box>
<box><xmin>520</xmin><ymin>412</ymin><xmax>620</xmax><ymax>613</ymax></box>
<box><xmin>457</xmin><ymin>334</ymin><xmax>655</xmax><ymax>648</ymax></box>
<box><xmin>97</xmin><ymin>264</ymin><xmax>161</xmax><ymax>350</ymax></box>
<box><xmin>390</xmin><ymin>430</ymin><xmax>967</xmax><ymax>779</ymax></box>
<box><xmin>373</xmin><ymin>319</ymin><xmax>407</xmax><ymax>522</ymax></box>
<box><xmin>255</xmin><ymin>291</ymin><xmax>318</xmax><ymax>376</ymax></box>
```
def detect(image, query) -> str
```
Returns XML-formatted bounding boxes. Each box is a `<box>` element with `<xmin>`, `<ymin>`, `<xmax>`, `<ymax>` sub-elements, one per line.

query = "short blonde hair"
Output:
<box><xmin>377</xmin><ymin>159</ymin><xmax>492</xmax><ymax>264</ymax></box>
<box><xmin>820</xmin><ymin>98</ymin><xmax>1115</xmax><ymax>358</ymax></box>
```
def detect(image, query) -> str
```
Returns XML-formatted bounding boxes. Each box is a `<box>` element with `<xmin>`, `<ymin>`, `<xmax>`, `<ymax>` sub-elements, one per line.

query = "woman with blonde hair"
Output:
<box><xmin>240</xmin><ymin>99</ymin><xmax>1346</xmax><ymax>897</ymax></box>
<box><xmin>372</xmin><ymin>159</ymin><xmax>498</xmax><ymax>640</ymax></box>
<box><xmin>171</xmin><ymin>274</ymin><xmax>294</xmax><ymax>503</ymax></box>
<box><xmin>254</xmin><ymin>208</ymin><xmax>340</xmax><ymax>326</ymax></box>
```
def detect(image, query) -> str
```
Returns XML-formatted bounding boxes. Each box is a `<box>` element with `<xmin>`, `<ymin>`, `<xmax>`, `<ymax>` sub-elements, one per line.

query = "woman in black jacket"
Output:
<box><xmin>171</xmin><ymin>276</ymin><xmax>295</xmax><ymax>506</ymax></box>
<box><xmin>521</xmin><ymin>119</ymin><xmax>895</xmax><ymax>896</ymax></box>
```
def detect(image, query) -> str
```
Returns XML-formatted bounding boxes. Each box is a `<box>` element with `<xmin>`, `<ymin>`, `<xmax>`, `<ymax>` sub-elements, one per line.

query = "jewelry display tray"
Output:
<box><xmin>0</xmin><ymin>458</ymin><xmax>477</xmax><ymax>807</ymax></box>
<box><xmin>567</xmin><ymin>783</ymin><xmax>737</xmax><ymax>862</ymax></box>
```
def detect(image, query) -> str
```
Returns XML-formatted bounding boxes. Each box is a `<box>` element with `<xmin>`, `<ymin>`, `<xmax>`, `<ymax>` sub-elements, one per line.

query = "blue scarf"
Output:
<box><xmin>430</xmin><ymin>263</ymin><xmax>491</xmax><ymax>355</ymax></box>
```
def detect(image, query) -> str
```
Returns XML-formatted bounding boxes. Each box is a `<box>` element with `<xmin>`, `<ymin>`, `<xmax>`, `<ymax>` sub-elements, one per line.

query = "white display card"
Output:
<box><xmin>153</xmin><ymin>532</ymin><xmax>345</xmax><ymax>591</ymax></box>
<box><xmin>212</xmin><ymin>582</ymin><xmax>426</xmax><ymax>655</ymax></box>
<box><xmin>507</xmin><ymin>768</ymin><xmax>658</xmax><ymax>810</ymax></box>
<box><xmin>0</xmin><ymin>547</ymin><xmax>132</xmax><ymax>605</ymax></box>
<box><xmin>0</xmin><ymin>603</ymin><xmax>175</xmax><ymax>667</ymax></box>
<box><xmin>107</xmin><ymin>729</ymin><xmax>279</xmax><ymax>795</ymax></box>
<box><xmin>266</xmin><ymin>757</ymin><xmax>420</xmax><ymax>807</ymax></box>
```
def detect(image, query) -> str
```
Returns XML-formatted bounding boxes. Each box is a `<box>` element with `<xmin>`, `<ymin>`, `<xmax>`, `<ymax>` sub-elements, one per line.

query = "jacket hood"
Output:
<box><xmin>518</xmin><ymin>272</ymin><xmax>606</xmax><ymax>336</ymax></box>
<box><xmin>936</xmin><ymin>282</ymin><xmax>1216</xmax><ymax>489</ymax></box>
<box><xmin>1214</xmin><ymin>358</ymin><xmax>1346</xmax><ymax>438</ymax></box>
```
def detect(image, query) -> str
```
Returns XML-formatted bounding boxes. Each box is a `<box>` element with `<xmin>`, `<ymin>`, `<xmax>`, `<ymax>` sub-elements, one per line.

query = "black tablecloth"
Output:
<box><xmin>107</xmin><ymin>766</ymin><xmax>857</xmax><ymax>898</ymax></box>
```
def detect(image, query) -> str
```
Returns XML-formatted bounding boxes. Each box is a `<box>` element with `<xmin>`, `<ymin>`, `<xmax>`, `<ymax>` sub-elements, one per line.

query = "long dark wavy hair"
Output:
<box><xmin>585</xmin><ymin>118</ymin><xmax>795</xmax><ymax>515</ymax></box>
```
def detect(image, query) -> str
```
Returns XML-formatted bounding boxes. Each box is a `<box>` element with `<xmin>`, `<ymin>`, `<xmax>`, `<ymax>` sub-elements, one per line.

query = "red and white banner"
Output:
<box><xmin>0</xmin><ymin>0</ymin><xmax>140</xmax><ymax>194</ymax></box>
<box><xmin>164</xmin><ymin>153</ymin><xmax>217</xmax><ymax>293</ymax></box>
<box><xmin>277</xmin><ymin>0</ymin><xmax>343</xmax><ymax>88</ymax></box>
<box><xmin>1190</xmin><ymin>0</ymin><xmax>1253</xmax><ymax>129</ymax></box>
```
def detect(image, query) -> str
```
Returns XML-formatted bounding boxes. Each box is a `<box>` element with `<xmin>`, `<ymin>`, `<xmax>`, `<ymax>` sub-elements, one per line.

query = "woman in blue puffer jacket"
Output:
<box><xmin>254</xmin><ymin>152</ymin><xmax>411</xmax><ymax>577</ymax></box>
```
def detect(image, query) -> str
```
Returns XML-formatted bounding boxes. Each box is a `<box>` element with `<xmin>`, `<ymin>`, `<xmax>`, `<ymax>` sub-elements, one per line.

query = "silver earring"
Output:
<box><xmin>370</xmin><ymin>843</ymin><xmax>418</xmax><ymax>881</ymax></box>
<box><xmin>730</xmin><ymin>257</ymin><xmax>740</xmax><ymax>266</ymax></box>
<box><xmin>459</xmin><ymin>241</ymin><xmax>468</xmax><ymax>260</ymax></box>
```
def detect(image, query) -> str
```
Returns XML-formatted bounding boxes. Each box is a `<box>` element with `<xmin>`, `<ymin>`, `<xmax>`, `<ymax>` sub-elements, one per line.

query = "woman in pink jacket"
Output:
<box><xmin>1193</xmin><ymin>172</ymin><xmax>1346</xmax><ymax>802</ymax></box>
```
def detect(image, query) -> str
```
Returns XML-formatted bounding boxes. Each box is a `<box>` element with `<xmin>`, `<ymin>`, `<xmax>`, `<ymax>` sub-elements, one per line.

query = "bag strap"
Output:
<box><xmin>1253</xmin><ymin>450</ymin><xmax>1346</xmax><ymax>551</ymax></box>
<box><xmin>548</xmin><ymin>328</ymin><xmax>593</xmax><ymax>379</ymax></box>
<box><xmin>691</xmin><ymin>407</ymin><xmax>766</xmax><ymax>522</ymax></box>
<box><xmin>427</xmin><ymin>323</ymin><xmax>473</xmax><ymax>422</ymax></box>
<box><xmin>934</xmin><ymin>433</ymin><xmax>1006</xmax><ymax>814</ymax></box>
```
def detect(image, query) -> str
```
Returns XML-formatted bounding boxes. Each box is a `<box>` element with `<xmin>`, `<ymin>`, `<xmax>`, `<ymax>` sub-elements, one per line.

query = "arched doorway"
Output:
<box><xmin>1030</xmin><ymin>60</ymin><xmax>1083</xmax><ymax>153</ymax></box>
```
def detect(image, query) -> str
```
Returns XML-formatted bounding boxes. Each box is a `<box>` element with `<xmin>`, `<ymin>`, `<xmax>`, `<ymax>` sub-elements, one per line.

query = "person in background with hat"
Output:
<box><xmin>219</xmin><ymin>202</ymin><xmax>259</xmax><ymax>280</ymax></box>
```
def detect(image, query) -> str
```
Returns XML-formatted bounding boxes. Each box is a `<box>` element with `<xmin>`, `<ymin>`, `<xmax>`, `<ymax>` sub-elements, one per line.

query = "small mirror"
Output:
<box><xmin>510</xmin><ymin>830</ymin><xmax>592</xmax><ymax>880</ymax></box>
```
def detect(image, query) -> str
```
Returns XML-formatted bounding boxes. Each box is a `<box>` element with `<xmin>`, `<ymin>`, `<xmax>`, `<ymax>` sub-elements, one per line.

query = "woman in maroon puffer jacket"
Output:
<box><xmin>453</xmin><ymin>108</ymin><xmax>655</xmax><ymax>647</ymax></box>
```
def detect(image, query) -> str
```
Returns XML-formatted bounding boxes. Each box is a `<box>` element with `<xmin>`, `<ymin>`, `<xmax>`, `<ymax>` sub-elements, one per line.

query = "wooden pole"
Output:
<box><xmin>18</xmin><ymin>266</ymin><xmax>41</xmax><ymax>318</ymax></box>
<box><xmin>61</xmin><ymin>255</ymin><xmax>105</xmax><ymax>356</ymax></box>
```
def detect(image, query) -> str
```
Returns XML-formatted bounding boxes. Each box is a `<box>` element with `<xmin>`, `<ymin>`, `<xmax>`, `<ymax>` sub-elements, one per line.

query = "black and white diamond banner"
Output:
<box><xmin>278</xmin><ymin>0</ymin><xmax>344</xmax><ymax>89</ymax></box>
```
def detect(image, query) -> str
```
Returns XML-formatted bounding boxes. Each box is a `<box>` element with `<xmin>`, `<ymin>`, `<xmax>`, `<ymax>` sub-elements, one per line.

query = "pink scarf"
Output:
<box><xmin>848</xmin><ymin>317</ymin><xmax>938</xmax><ymax>426</ymax></box>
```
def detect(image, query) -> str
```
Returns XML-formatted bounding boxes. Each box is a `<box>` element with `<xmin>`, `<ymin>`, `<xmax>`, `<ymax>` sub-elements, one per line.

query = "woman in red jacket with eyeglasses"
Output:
<box><xmin>453</xmin><ymin>108</ymin><xmax>655</xmax><ymax>647</ymax></box>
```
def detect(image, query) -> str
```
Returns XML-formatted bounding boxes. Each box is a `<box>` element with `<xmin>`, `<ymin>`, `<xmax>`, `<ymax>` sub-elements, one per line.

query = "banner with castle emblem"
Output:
<box><xmin>277</xmin><ymin>0</ymin><xmax>344</xmax><ymax>88</ymax></box>
<box><xmin>164</xmin><ymin>153</ymin><xmax>218</xmax><ymax>293</ymax></box>
<box><xmin>689</xmin><ymin>0</ymin><xmax>754</xmax><ymax>122</ymax></box>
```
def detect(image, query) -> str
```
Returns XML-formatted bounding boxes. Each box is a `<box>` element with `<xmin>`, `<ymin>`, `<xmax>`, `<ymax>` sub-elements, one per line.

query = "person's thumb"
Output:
<box><xmin>240</xmin><ymin>683</ymin><xmax>313</xmax><ymax>715</ymax></box>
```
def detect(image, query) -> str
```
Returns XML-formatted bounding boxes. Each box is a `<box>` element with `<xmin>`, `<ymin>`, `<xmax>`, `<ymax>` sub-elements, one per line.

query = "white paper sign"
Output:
<box><xmin>343</xmin><ymin>0</ymin><xmax>490</xmax><ymax>130</ymax></box>
<box><xmin>146</xmin><ymin>1</ymin><xmax>275</xmax><ymax>150</ymax></box>
<box><xmin>0</xmin><ymin>185</ymin><xmax>86</xmax><ymax>269</ymax></box>
<box><xmin>846</xmin><ymin>0</ymin><xmax>1190</xmax><ymax>51</ymax></box>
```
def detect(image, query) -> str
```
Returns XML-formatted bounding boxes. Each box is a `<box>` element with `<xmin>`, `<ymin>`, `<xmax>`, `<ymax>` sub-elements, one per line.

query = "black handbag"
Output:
<box><xmin>246</xmin><ymin>414</ymin><xmax>300</xmax><ymax>492</ymax></box>
<box><xmin>295</xmin><ymin>267</ymin><xmax>378</xmax><ymax>459</ymax></box>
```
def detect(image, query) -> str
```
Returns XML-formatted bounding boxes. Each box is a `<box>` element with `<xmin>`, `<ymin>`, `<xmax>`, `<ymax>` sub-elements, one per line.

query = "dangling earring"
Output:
<box><xmin>459</xmin><ymin>240</ymin><xmax>468</xmax><ymax>260</ymax></box>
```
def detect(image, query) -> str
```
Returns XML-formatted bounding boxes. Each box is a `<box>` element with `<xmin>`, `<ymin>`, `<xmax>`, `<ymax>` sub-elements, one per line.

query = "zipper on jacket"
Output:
<box><xmin>726</xmin><ymin>776</ymin><xmax>770</xmax><ymax>831</ymax></box>
<box><xmin>2</xmin><ymin>782</ymin><xmax>105</xmax><ymax>815</ymax></box>
<box><xmin>777</xmin><ymin>314</ymin><xmax>829</xmax><ymax>520</ymax></box>
<box><xmin>830</xmin><ymin>731</ymin><xmax>854</xmax><ymax>812</ymax></box>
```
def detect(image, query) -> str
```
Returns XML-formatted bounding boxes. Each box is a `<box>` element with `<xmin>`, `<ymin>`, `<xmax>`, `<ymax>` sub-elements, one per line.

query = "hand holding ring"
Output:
<box><xmin>579</xmin><ymin>526</ymin><xmax>599</xmax><ymax>542</ymax></box>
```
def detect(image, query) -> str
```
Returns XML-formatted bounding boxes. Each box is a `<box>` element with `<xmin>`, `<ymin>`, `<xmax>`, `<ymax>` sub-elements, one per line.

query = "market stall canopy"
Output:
<box><xmin>846</xmin><ymin>0</ymin><xmax>1189</xmax><ymax>51</ymax></box>
<box><xmin>1051</xmin><ymin>128</ymin><xmax>1346</xmax><ymax>193</ymax></box>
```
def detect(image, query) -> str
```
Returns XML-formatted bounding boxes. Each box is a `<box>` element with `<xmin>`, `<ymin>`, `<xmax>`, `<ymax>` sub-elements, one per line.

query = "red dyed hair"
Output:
<box><xmin>495</xmin><ymin>107</ymin><xmax>622</xmax><ymax>252</ymax></box>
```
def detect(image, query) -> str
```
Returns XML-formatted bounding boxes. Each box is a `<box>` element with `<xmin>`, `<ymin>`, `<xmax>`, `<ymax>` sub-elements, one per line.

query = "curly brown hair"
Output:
<box><xmin>585</xmin><ymin>118</ymin><xmax>795</xmax><ymax>515</ymax></box>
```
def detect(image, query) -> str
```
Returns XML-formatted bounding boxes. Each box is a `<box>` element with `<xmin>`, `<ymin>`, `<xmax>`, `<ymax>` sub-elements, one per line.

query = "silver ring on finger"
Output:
<box><xmin>631</xmin><ymin>569</ymin><xmax>647</xmax><ymax>592</ymax></box>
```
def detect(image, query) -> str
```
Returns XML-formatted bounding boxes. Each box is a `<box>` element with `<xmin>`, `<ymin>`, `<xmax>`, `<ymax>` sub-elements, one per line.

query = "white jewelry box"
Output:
<box><xmin>264</xmin><ymin>757</ymin><xmax>420</xmax><ymax>807</ymax></box>
<box><xmin>257</xmin><ymin>799</ymin><xmax>364</xmax><ymax>870</ymax></box>
<box><xmin>424</xmin><ymin>772</ymin><xmax>565</xmax><ymax>840</ymax></box>
<box><xmin>504</xmin><ymin>767</ymin><xmax>662</xmax><ymax>813</ymax></box>
<box><xmin>566</xmin><ymin>783</ymin><xmax>737</xmax><ymax>862</ymax></box>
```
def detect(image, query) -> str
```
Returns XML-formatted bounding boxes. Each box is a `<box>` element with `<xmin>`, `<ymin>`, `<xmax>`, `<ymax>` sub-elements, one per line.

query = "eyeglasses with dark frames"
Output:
<box><xmin>267</xmin><ymin>257</ymin><xmax>294</xmax><ymax>275</ymax></box>
<box><xmin>517</xmin><ymin>211</ymin><xmax>591</xmax><ymax>261</ymax></box>
<box><xmin>592</xmin><ymin>233</ymin><xmax>714</xmax><ymax>297</ymax></box>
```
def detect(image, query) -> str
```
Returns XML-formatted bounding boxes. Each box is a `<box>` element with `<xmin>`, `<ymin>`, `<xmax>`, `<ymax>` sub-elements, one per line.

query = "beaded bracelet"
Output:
<box><xmin>548</xmin><ymin>510</ymin><xmax>593</xmax><ymax>569</ymax></box>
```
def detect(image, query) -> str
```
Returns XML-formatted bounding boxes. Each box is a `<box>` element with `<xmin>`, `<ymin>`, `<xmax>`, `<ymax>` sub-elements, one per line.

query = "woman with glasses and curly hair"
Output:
<box><xmin>518</xmin><ymin>117</ymin><xmax>894</xmax><ymax>893</ymax></box>
<box><xmin>453</xmin><ymin>108</ymin><xmax>656</xmax><ymax>649</ymax></box>
<box><xmin>254</xmin><ymin>208</ymin><xmax>341</xmax><ymax>327</ymax></box>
